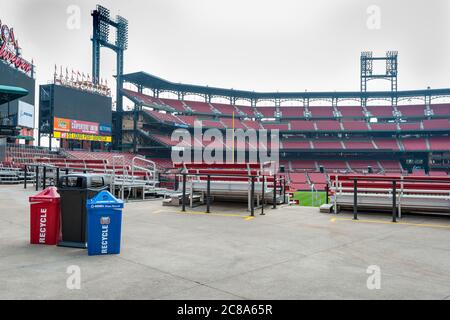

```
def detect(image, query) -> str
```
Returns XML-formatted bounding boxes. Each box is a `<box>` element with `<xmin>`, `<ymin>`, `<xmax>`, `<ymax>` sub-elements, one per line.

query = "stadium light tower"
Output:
<box><xmin>360</xmin><ymin>51</ymin><xmax>398</xmax><ymax>107</ymax></box>
<box><xmin>92</xmin><ymin>5</ymin><xmax>128</xmax><ymax>148</ymax></box>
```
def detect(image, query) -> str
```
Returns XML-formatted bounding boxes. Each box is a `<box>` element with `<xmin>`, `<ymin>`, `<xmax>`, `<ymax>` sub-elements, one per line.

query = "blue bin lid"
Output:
<box><xmin>87</xmin><ymin>191</ymin><xmax>124</xmax><ymax>209</ymax></box>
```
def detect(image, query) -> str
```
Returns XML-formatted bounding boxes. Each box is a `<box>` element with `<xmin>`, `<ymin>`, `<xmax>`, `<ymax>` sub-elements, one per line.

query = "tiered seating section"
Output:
<box><xmin>122</xmin><ymin>88</ymin><xmax>450</xmax><ymax>189</ymax></box>
<box><xmin>5</xmin><ymin>144</ymin><xmax>61</xmax><ymax>165</ymax></box>
<box><xmin>67</xmin><ymin>151</ymin><xmax>174</xmax><ymax>170</ymax></box>
<box><xmin>146</xmin><ymin>132</ymin><xmax>450</xmax><ymax>153</ymax></box>
<box><xmin>123</xmin><ymin>89</ymin><xmax>450</xmax><ymax>120</ymax></box>
<box><xmin>143</xmin><ymin>107</ymin><xmax>450</xmax><ymax>132</ymax></box>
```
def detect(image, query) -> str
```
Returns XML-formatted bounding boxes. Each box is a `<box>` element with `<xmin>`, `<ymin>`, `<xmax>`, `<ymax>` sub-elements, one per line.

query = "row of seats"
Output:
<box><xmin>5</xmin><ymin>144</ymin><xmax>61</xmax><ymax>164</ymax></box>
<box><xmin>145</xmin><ymin>131</ymin><xmax>450</xmax><ymax>152</ymax></box>
<box><xmin>144</xmin><ymin>109</ymin><xmax>450</xmax><ymax>132</ymax></box>
<box><xmin>124</xmin><ymin>89</ymin><xmax>450</xmax><ymax>118</ymax></box>
<box><xmin>283</xmin><ymin>137</ymin><xmax>450</xmax><ymax>151</ymax></box>
<box><xmin>287</xmin><ymin>160</ymin><xmax>402</xmax><ymax>172</ymax></box>
<box><xmin>288</xmin><ymin>169</ymin><xmax>449</xmax><ymax>191</ymax></box>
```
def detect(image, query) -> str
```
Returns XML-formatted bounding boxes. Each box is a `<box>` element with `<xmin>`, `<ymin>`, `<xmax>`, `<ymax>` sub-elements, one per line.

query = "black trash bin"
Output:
<box><xmin>57</xmin><ymin>174</ymin><xmax>108</xmax><ymax>248</ymax></box>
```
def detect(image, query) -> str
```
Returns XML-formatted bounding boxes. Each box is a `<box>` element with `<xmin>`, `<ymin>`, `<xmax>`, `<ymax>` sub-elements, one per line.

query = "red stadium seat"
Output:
<box><xmin>422</xmin><ymin>119</ymin><xmax>450</xmax><ymax>130</ymax></box>
<box><xmin>370</xmin><ymin>122</ymin><xmax>398</xmax><ymax>131</ymax></box>
<box><xmin>344</xmin><ymin>140</ymin><xmax>375</xmax><ymax>150</ymax></box>
<box><xmin>367</xmin><ymin>105</ymin><xmax>394</xmax><ymax>117</ymax></box>
<box><xmin>315</xmin><ymin>120</ymin><xmax>342</xmax><ymax>131</ymax></box>
<box><xmin>312</xmin><ymin>140</ymin><xmax>343</xmax><ymax>150</ymax></box>
<box><xmin>309</xmin><ymin>106</ymin><xmax>334</xmax><ymax>118</ymax></box>
<box><xmin>342</xmin><ymin>121</ymin><xmax>370</xmax><ymax>131</ymax></box>
<box><xmin>428</xmin><ymin>137</ymin><xmax>450</xmax><ymax>151</ymax></box>
<box><xmin>431</xmin><ymin>104</ymin><xmax>450</xmax><ymax>116</ymax></box>
<box><xmin>338</xmin><ymin>106</ymin><xmax>365</xmax><ymax>117</ymax></box>
<box><xmin>289</xmin><ymin>120</ymin><xmax>315</xmax><ymax>131</ymax></box>
<box><xmin>398</xmin><ymin>105</ymin><xmax>426</xmax><ymax>117</ymax></box>
<box><xmin>256</xmin><ymin>107</ymin><xmax>276</xmax><ymax>118</ymax></box>
<box><xmin>401</xmin><ymin>138</ymin><xmax>428</xmax><ymax>151</ymax></box>
<box><xmin>279</xmin><ymin>106</ymin><xmax>304</xmax><ymax>118</ymax></box>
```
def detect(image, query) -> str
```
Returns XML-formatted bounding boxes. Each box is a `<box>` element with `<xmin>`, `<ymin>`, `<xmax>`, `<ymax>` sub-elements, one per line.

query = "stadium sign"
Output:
<box><xmin>53</xmin><ymin>131</ymin><xmax>112</xmax><ymax>143</ymax></box>
<box><xmin>53</xmin><ymin>117</ymin><xmax>112</xmax><ymax>142</ymax></box>
<box><xmin>0</xmin><ymin>20</ymin><xmax>32</xmax><ymax>74</ymax></box>
<box><xmin>99</xmin><ymin>124</ymin><xmax>112</xmax><ymax>135</ymax></box>
<box><xmin>71</xmin><ymin>120</ymin><xmax>99</xmax><ymax>135</ymax></box>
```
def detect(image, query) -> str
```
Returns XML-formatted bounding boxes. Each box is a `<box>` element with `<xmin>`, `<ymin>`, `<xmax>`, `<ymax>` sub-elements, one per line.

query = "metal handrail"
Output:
<box><xmin>131</xmin><ymin>156</ymin><xmax>156</xmax><ymax>186</ymax></box>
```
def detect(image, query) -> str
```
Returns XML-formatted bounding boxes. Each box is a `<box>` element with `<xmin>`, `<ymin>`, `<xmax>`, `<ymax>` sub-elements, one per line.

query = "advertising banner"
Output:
<box><xmin>71</xmin><ymin>119</ymin><xmax>99</xmax><ymax>135</ymax></box>
<box><xmin>53</xmin><ymin>117</ymin><xmax>71</xmax><ymax>132</ymax></box>
<box><xmin>99</xmin><ymin>123</ymin><xmax>112</xmax><ymax>136</ymax></box>
<box><xmin>53</xmin><ymin>117</ymin><xmax>111</xmax><ymax>142</ymax></box>
<box><xmin>54</xmin><ymin>131</ymin><xmax>112</xmax><ymax>143</ymax></box>
<box><xmin>17</xmin><ymin>101</ymin><xmax>34</xmax><ymax>128</ymax></box>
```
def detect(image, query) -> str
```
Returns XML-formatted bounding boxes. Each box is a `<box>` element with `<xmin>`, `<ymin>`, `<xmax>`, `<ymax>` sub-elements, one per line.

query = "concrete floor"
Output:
<box><xmin>1</xmin><ymin>184</ymin><xmax>450</xmax><ymax>300</ymax></box>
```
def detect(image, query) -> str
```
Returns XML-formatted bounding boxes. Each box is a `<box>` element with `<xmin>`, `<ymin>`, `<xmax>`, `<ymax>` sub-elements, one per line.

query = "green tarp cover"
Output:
<box><xmin>0</xmin><ymin>85</ymin><xmax>28</xmax><ymax>105</ymax></box>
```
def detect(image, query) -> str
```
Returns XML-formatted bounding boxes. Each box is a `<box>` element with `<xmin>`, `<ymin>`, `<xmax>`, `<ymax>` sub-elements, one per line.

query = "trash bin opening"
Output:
<box><xmin>60</xmin><ymin>176</ymin><xmax>84</xmax><ymax>188</ymax></box>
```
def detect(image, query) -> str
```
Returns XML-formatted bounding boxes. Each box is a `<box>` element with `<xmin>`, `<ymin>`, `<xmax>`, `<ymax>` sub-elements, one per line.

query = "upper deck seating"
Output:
<box><xmin>144</xmin><ymin>110</ymin><xmax>185</xmax><ymax>125</ymax></box>
<box><xmin>281</xmin><ymin>140</ymin><xmax>312</xmax><ymax>150</ymax></box>
<box><xmin>399</xmin><ymin>122</ymin><xmax>422</xmax><ymax>131</ymax></box>
<box><xmin>370</xmin><ymin>122</ymin><xmax>398</xmax><ymax>131</ymax></box>
<box><xmin>398</xmin><ymin>105</ymin><xmax>426</xmax><ymax>117</ymax></box>
<box><xmin>312</xmin><ymin>140</ymin><xmax>343</xmax><ymax>150</ymax></box>
<box><xmin>422</xmin><ymin>119</ymin><xmax>450</xmax><ymax>130</ymax></box>
<box><xmin>220</xmin><ymin>118</ymin><xmax>247</xmax><ymax>129</ymax></box>
<box><xmin>184</xmin><ymin>101</ymin><xmax>214</xmax><ymax>113</ymax></box>
<box><xmin>159</xmin><ymin>98</ymin><xmax>188</xmax><ymax>112</ymax></box>
<box><xmin>431</xmin><ymin>104</ymin><xmax>450</xmax><ymax>116</ymax></box>
<box><xmin>372</xmin><ymin>138</ymin><xmax>400</xmax><ymax>151</ymax></box>
<box><xmin>242</xmin><ymin>120</ymin><xmax>263</xmax><ymax>130</ymax></box>
<box><xmin>344</xmin><ymin>140</ymin><xmax>375</xmax><ymax>150</ymax></box>
<box><xmin>428</xmin><ymin>137</ymin><xmax>450</xmax><ymax>151</ymax></box>
<box><xmin>337</xmin><ymin>106</ymin><xmax>365</xmax><ymax>117</ymax></box>
<box><xmin>315</xmin><ymin>120</ymin><xmax>341</xmax><ymax>131</ymax></box>
<box><xmin>122</xmin><ymin>89</ymin><xmax>161</xmax><ymax>107</ymax></box>
<box><xmin>366</xmin><ymin>105</ymin><xmax>394</xmax><ymax>117</ymax></box>
<box><xmin>279</xmin><ymin>107</ymin><xmax>304</xmax><ymax>118</ymax></box>
<box><xmin>401</xmin><ymin>138</ymin><xmax>428</xmax><ymax>151</ymax></box>
<box><xmin>256</xmin><ymin>107</ymin><xmax>276</xmax><ymax>118</ymax></box>
<box><xmin>201</xmin><ymin>120</ymin><xmax>226</xmax><ymax>129</ymax></box>
<box><xmin>263</xmin><ymin>123</ymin><xmax>289</xmax><ymax>131</ymax></box>
<box><xmin>342</xmin><ymin>121</ymin><xmax>370</xmax><ymax>131</ymax></box>
<box><xmin>211</xmin><ymin>103</ymin><xmax>238</xmax><ymax>116</ymax></box>
<box><xmin>309</xmin><ymin>106</ymin><xmax>334</xmax><ymax>118</ymax></box>
<box><xmin>289</xmin><ymin>120</ymin><xmax>315</xmax><ymax>131</ymax></box>
<box><xmin>237</xmin><ymin>105</ymin><xmax>256</xmax><ymax>117</ymax></box>
<box><xmin>176</xmin><ymin>115</ymin><xmax>199</xmax><ymax>127</ymax></box>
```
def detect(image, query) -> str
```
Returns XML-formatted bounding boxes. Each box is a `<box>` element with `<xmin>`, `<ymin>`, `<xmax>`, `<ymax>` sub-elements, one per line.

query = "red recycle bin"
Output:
<box><xmin>29</xmin><ymin>187</ymin><xmax>61</xmax><ymax>245</ymax></box>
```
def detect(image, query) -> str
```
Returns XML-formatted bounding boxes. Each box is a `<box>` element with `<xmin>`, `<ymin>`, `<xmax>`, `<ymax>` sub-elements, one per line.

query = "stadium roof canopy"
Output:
<box><xmin>122</xmin><ymin>71</ymin><xmax>450</xmax><ymax>101</ymax></box>
<box><xmin>0</xmin><ymin>85</ymin><xmax>28</xmax><ymax>105</ymax></box>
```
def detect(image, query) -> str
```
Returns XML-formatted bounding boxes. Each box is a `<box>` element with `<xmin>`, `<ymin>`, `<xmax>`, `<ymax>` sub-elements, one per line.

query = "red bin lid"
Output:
<box><xmin>29</xmin><ymin>187</ymin><xmax>60</xmax><ymax>203</ymax></box>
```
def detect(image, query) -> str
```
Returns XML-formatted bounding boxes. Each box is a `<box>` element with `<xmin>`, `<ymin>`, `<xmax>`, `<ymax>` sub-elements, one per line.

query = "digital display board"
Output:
<box><xmin>52</xmin><ymin>84</ymin><xmax>112</xmax><ymax>125</ymax></box>
<box><xmin>39</xmin><ymin>84</ymin><xmax>112</xmax><ymax>142</ymax></box>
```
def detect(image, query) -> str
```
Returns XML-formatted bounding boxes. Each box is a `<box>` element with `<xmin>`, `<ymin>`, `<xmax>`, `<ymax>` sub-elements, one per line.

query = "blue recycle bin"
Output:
<box><xmin>86</xmin><ymin>191</ymin><xmax>124</xmax><ymax>256</ymax></box>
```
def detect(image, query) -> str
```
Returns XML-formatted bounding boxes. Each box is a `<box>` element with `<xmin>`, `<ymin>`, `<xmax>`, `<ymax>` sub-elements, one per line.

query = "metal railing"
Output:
<box><xmin>329</xmin><ymin>175</ymin><xmax>450</xmax><ymax>220</ymax></box>
<box><xmin>178</xmin><ymin>172</ymin><xmax>287</xmax><ymax>217</ymax></box>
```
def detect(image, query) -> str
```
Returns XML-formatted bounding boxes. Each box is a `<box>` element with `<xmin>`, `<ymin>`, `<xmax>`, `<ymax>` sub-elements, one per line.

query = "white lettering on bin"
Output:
<box><xmin>101</xmin><ymin>224</ymin><xmax>109</xmax><ymax>254</ymax></box>
<box><xmin>39</xmin><ymin>209</ymin><xmax>47</xmax><ymax>243</ymax></box>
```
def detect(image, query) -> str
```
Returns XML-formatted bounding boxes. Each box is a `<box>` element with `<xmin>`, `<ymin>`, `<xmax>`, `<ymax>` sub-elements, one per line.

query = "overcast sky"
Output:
<box><xmin>2</xmin><ymin>0</ymin><xmax>450</xmax><ymax>106</ymax></box>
